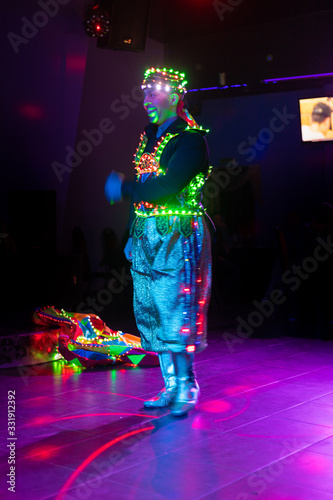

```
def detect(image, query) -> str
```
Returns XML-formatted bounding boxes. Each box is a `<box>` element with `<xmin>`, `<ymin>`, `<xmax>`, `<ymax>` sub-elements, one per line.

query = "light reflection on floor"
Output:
<box><xmin>1</xmin><ymin>333</ymin><xmax>333</xmax><ymax>500</ymax></box>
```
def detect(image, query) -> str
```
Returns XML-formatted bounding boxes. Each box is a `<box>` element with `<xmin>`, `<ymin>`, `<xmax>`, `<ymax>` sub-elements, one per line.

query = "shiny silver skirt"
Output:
<box><xmin>131</xmin><ymin>216</ymin><xmax>212</xmax><ymax>353</ymax></box>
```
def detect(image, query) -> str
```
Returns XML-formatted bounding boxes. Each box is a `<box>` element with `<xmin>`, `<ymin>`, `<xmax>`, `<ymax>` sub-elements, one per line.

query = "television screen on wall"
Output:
<box><xmin>299</xmin><ymin>96</ymin><xmax>333</xmax><ymax>142</ymax></box>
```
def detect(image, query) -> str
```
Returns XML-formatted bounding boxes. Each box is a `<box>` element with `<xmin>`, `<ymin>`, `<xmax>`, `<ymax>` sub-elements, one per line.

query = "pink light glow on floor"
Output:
<box><xmin>84</xmin><ymin>389</ymin><xmax>146</xmax><ymax>401</ymax></box>
<box><xmin>24</xmin><ymin>412</ymin><xmax>159</xmax><ymax>427</ymax></box>
<box><xmin>200</xmin><ymin>400</ymin><xmax>232</xmax><ymax>413</ymax></box>
<box><xmin>55</xmin><ymin>426</ymin><xmax>155</xmax><ymax>500</ymax></box>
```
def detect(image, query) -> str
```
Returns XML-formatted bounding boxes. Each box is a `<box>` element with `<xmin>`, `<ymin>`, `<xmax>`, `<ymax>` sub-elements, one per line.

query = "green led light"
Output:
<box><xmin>142</xmin><ymin>67</ymin><xmax>188</xmax><ymax>94</ymax></box>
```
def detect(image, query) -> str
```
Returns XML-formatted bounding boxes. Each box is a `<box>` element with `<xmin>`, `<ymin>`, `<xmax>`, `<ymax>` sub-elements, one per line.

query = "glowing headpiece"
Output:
<box><xmin>141</xmin><ymin>67</ymin><xmax>188</xmax><ymax>94</ymax></box>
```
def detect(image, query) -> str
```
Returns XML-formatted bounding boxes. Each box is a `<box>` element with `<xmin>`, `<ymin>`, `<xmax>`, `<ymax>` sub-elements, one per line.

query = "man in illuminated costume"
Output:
<box><xmin>105</xmin><ymin>67</ymin><xmax>212</xmax><ymax>416</ymax></box>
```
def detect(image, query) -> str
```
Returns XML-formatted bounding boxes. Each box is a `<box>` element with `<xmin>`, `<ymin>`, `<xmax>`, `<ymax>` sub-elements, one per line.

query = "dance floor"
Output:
<box><xmin>1</xmin><ymin>322</ymin><xmax>333</xmax><ymax>500</ymax></box>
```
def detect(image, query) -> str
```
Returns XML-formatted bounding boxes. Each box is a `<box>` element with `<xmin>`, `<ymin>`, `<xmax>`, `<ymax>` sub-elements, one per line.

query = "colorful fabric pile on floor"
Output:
<box><xmin>32</xmin><ymin>306</ymin><xmax>159</xmax><ymax>368</ymax></box>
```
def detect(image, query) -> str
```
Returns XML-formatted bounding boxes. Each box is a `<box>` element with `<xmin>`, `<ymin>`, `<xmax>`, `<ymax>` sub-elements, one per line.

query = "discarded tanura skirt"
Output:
<box><xmin>32</xmin><ymin>306</ymin><xmax>159</xmax><ymax>368</ymax></box>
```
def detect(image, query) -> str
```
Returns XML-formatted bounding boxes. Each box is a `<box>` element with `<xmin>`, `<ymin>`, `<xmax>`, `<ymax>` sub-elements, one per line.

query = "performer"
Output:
<box><xmin>104</xmin><ymin>67</ymin><xmax>212</xmax><ymax>417</ymax></box>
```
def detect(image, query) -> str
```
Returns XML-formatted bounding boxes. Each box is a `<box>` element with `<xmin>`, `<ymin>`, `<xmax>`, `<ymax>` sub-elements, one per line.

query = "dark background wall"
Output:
<box><xmin>1</xmin><ymin>1</ymin><xmax>163</xmax><ymax>268</ymax></box>
<box><xmin>197</xmin><ymin>85</ymin><xmax>333</xmax><ymax>245</ymax></box>
<box><xmin>1</xmin><ymin>1</ymin><xmax>88</xmax><ymax>254</ymax></box>
<box><xmin>165</xmin><ymin>6</ymin><xmax>333</xmax><ymax>87</ymax></box>
<box><xmin>62</xmin><ymin>37</ymin><xmax>164</xmax><ymax>269</ymax></box>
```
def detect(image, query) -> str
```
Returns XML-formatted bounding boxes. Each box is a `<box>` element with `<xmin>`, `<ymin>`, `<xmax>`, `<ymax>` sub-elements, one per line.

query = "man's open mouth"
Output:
<box><xmin>146</xmin><ymin>107</ymin><xmax>157</xmax><ymax>115</ymax></box>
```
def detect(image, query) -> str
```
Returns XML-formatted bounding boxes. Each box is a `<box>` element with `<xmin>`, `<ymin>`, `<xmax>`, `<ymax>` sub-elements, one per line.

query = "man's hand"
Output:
<box><xmin>124</xmin><ymin>237</ymin><xmax>133</xmax><ymax>262</ymax></box>
<box><xmin>104</xmin><ymin>170</ymin><xmax>125</xmax><ymax>205</ymax></box>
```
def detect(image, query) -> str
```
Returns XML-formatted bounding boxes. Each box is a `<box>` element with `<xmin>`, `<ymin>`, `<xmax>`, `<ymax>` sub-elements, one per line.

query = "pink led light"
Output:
<box><xmin>186</xmin><ymin>345</ymin><xmax>196</xmax><ymax>352</ymax></box>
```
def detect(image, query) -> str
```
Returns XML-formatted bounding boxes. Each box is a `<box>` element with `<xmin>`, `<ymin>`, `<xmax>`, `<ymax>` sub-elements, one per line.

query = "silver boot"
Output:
<box><xmin>170</xmin><ymin>352</ymin><xmax>200</xmax><ymax>417</ymax></box>
<box><xmin>144</xmin><ymin>352</ymin><xmax>177</xmax><ymax>408</ymax></box>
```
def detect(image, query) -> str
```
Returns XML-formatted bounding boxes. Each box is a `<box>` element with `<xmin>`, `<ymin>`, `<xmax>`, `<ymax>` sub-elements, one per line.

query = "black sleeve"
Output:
<box><xmin>121</xmin><ymin>131</ymin><xmax>209</xmax><ymax>204</ymax></box>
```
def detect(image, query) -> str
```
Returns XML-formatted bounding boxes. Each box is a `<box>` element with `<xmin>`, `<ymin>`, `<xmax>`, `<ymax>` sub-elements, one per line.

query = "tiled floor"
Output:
<box><xmin>1</xmin><ymin>327</ymin><xmax>333</xmax><ymax>500</ymax></box>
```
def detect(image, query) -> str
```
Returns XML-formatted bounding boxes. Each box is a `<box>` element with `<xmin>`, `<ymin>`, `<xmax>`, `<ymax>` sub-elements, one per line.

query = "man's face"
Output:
<box><xmin>143</xmin><ymin>88</ymin><xmax>176</xmax><ymax>126</ymax></box>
